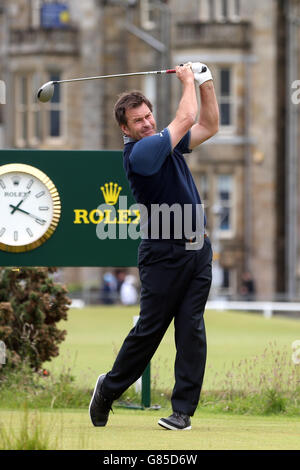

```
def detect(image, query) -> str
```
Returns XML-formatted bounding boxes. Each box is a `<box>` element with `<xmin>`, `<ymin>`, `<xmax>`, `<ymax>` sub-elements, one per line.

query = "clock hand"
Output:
<box><xmin>10</xmin><ymin>191</ymin><xmax>31</xmax><ymax>214</ymax></box>
<box><xmin>9</xmin><ymin>204</ymin><xmax>46</xmax><ymax>225</ymax></box>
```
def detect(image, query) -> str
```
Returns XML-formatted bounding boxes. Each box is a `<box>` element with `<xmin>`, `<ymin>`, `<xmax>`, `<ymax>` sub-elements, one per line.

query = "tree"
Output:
<box><xmin>0</xmin><ymin>267</ymin><xmax>71</xmax><ymax>372</ymax></box>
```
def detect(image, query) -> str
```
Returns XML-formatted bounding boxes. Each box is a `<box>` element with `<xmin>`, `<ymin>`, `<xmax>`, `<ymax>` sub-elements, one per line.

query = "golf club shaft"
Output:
<box><xmin>53</xmin><ymin>69</ymin><xmax>177</xmax><ymax>85</ymax></box>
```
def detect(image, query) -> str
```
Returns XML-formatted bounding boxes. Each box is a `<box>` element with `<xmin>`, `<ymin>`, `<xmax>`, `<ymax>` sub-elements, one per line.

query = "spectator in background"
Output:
<box><xmin>100</xmin><ymin>272</ymin><xmax>117</xmax><ymax>304</ymax></box>
<box><xmin>120</xmin><ymin>275</ymin><xmax>138</xmax><ymax>306</ymax></box>
<box><xmin>115</xmin><ymin>269</ymin><xmax>127</xmax><ymax>296</ymax></box>
<box><xmin>240</xmin><ymin>271</ymin><xmax>256</xmax><ymax>301</ymax></box>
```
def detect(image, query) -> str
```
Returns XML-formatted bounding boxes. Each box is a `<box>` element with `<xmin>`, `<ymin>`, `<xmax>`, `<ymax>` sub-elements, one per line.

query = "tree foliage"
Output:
<box><xmin>0</xmin><ymin>267</ymin><xmax>71</xmax><ymax>372</ymax></box>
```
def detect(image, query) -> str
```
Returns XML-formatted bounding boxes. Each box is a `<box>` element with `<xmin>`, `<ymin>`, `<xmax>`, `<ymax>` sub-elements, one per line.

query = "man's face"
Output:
<box><xmin>121</xmin><ymin>103</ymin><xmax>156</xmax><ymax>141</ymax></box>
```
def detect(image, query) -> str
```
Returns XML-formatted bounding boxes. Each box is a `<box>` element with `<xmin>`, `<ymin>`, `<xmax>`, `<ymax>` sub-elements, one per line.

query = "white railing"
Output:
<box><xmin>206</xmin><ymin>300</ymin><xmax>300</xmax><ymax>318</ymax></box>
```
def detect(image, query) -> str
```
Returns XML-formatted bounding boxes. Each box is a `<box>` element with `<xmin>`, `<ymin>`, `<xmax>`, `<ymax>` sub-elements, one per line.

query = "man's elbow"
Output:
<box><xmin>183</xmin><ymin>112</ymin><xmax>197</xmax><ymax>129</ymax></box>
<box><xmin>209</xmin><ymin>114</ymin><xmax>220</xmax><ymax>138</ymax></box>
<box><xmin>205</xmin><ymin>122</ymin><xmax>219</xmax><ymax>140</ymax></box>
<box><xmin>210</xmin><ymin>122</ymin><xmax>219</xmax><ymax>137</ymax></box>
<box><xmin>199</xmin><ymin>113</ymin><xmax>219</xmax><ymax>140</ymax></box>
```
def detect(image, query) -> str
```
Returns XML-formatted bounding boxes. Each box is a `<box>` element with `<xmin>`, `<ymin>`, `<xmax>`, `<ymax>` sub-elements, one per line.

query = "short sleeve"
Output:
<box><xmin>129</xmin><ymin>128</ymin><xmax>172</xmax><ymax>176</ymax></box>
<box><xmin>175</xmin><ymin>131</ymin><xmax>192</xmax><ymax>154</ymax></box>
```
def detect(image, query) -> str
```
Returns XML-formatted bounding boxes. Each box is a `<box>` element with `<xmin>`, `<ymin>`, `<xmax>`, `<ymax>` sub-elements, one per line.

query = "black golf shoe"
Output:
<box><xmin>89</xmin><ymin>374</ymin><xmax>113</xmax><ymax>426</ymax></box>
<box><xmin>158</xmin><ymin>412</ymin><xmax>191</xmax><ymax>430</ymax></box>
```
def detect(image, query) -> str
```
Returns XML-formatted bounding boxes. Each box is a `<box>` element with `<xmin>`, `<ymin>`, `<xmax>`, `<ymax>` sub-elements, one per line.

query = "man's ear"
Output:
<box><xmin>121</xmin><ymin>124</ymin><xmax>129</xmax><ymax>136</ymax></box>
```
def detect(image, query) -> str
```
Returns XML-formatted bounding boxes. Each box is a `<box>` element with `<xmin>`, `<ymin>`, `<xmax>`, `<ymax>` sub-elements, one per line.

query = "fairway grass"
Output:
<box><xmin>1</xmin><ymin>407</ymin><xmax>300</xmax><ymax>450</ymax></box>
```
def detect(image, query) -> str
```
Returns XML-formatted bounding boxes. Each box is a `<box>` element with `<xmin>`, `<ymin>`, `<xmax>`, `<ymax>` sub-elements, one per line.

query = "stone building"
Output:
<box><xmin>0</xmin><ymin>0</ymin><xmax>299</xmax><ymax>300</ymax></box>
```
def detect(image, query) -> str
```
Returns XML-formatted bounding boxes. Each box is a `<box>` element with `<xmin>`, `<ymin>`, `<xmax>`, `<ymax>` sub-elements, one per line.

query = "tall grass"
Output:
<box><xmin>0</xmin><ymin>360</ymin><xmax>91</xmax><ymax>410</ymax></box>
<box><xmin>201</xmin><ymin>341</ymin><xmax>300</xmax><ymax>415</ymax></box>
<box><xmin>0</xmin><ymin>405</ymin><xmax>58</xmax><ymax>450</ymax></box>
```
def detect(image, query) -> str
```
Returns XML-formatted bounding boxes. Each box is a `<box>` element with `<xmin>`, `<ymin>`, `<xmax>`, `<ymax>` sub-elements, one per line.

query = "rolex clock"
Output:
<box><xmin>0</xmin><ymin>163</ymin><xmax>61</xmax><ymax>253</ymax></box>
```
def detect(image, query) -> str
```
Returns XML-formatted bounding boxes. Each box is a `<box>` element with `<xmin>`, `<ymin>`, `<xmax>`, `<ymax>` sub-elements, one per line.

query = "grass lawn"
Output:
<box><xmin>1</xmin><ymin>306</ymin><xmax>300</xmax><ymax>451</ymax></box>
<box><xmin>45</xmin><ymin>306</ymin><xmax>300</xmax><ymax>391</ymax></box>
<box><xmin>1</xmin><ymin>407</ymin><xmax>300</xmax><ymax>450</ymax></box>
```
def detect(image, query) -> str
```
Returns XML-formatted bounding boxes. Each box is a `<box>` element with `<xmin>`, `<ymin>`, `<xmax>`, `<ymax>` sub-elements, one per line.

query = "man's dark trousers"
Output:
<box><xmin>102</xmin><ymin>236</ymin><xmax>212</xmax><ymax>416</ymax></box>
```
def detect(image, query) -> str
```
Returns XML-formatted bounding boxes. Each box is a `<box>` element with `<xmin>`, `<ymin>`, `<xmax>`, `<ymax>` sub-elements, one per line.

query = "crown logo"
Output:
<box><xmin>101</xmin><ymin>182</ymin><xmax>122</xmax><ymax>205</ymax></box>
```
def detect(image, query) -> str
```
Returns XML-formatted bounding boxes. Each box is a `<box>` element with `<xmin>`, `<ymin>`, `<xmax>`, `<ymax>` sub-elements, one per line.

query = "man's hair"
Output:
<box><xmin>114</xmin><ymin>91</ymin><xmax>153</xmax><ymax>126</ymax></box>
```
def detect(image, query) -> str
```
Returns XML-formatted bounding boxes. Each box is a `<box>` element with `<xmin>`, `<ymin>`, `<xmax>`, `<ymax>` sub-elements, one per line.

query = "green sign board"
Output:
<box><xmin>0</xmin><ymin>150</ymin><xmax>140</xmax><ymax>266</ymax></box>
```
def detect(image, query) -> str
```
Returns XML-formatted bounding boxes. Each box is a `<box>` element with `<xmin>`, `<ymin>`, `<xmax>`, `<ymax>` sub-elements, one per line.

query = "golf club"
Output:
<box><xmin>37</xmin><ymin>65</ymin><xmax>207</xmax><ymax>103</ymax></box>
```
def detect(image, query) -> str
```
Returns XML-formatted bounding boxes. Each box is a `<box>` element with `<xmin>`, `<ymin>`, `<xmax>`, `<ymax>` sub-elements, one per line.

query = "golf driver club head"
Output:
<box><xmin>37</xmin><ymin>81</ymin><xmax>55</xmax><ymax>103</ymax></box>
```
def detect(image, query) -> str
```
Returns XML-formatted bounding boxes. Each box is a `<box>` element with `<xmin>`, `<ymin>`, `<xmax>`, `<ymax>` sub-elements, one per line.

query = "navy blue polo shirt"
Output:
<box><xmin>123</xmin><ymin>128</ymin><xmax>205</xmax><ymax>239</ymax></box>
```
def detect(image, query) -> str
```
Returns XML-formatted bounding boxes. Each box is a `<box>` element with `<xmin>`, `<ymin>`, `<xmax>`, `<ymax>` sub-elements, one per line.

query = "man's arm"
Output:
<box><xmin>189</xmin><ymin>76</ymin><xmax>219</xmax><ymax>149</ymax></box>
<box><xmin>189</xmin><ymin>81</ymin><xmax>219</xmax><ymax>148</ymax></box>
<box><xmin>167</xmin><ymin>64</ymin><xmax>198</xmax><ymax>149</ymax></box>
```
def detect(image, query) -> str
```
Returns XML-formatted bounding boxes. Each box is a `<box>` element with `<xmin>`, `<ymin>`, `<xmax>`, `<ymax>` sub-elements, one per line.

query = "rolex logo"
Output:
<box><xmin>101</xmin><ymin>182</ymin><xmax>122</xmax><ymax>205</ymax></box>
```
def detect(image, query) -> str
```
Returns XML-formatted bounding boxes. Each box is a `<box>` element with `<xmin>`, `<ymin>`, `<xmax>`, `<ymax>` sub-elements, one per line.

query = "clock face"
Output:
<box><xmin>0</xmin><ymin>164</ymin><xmax>61</xmax><ymax>253</ymax></box>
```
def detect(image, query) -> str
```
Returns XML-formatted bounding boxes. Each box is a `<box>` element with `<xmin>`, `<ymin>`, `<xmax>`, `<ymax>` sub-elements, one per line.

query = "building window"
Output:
<box><xmin>218</xmin><ymin>67</ymin><xmax>235</xmax><ymax>130</ymax></box>
<box><xmin>222</xmin><ymin>267</ymin><xmax>230</xmax><ymax>288</ymax></box>
<box><xmin>140</xmin><ymin>0</ymin><xmax>156</xmax><ymax>31</ymax></box>
<box><xmin>234</xmin><ymin>0</ymin><xmax>241</xmax><ymax>18</ymax></box>
<box><xmin>199</xmin><ymin>0</ymin><xmax>242</xmax><ymax>22</ymax></box>
<box><xmin>196</xmin><ymin>172</ymin><xmax>236</xmax><ymax>238</ymax></box>
<box><xmin>208</xmin><ymin>0</ymin><xmax>216</xmax><ymax>20</ymax></box>
<box><xmin>215</xmin><ymin>174</ymin><xmax>235</xmax><ymax>237</ymax></box>
<box><xmin>15</xmin><ymin>71</ymin><xmax>64</xmax><ymax>147</ymax></box>
<box><xmin>220</xmin><ymin>68</ymin><xmax>231</xmax><ymax>125</ymax></box>
<box><xmin>48</xmin><ymin>72</ymin><xmax>62</xmax><ymax>138</ymax></box>
<box><xmin>221</xmin><ymin>0</ymin><xmax>228</xmax><ymax>19</ymax></box>
<box><xmin>195</xmin><ymin>171</ymin><xmax>215</xmax><ymax>232</ymax></box>
<box><xmin>32</xmin><ymin>73</ymin><xmax>43</xmax><ymax>142</ymax></box>
<box><xmin>199</xmin><ymin>173</ymin><xmax>209</xmax><ymax>205</ymax></box>
<box><xmin>198</xmin><ymin>172</ymin><xmax>210</xmax><ymax>228</ymax></box>
<box><xmin>219</xmin><ymin>0</ymin><xmax>241</xmax><ymax>21</ymax></box>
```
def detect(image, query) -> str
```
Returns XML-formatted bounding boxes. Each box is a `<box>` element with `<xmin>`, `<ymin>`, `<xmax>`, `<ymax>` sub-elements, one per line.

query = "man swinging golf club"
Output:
<box><xmin>89</xmin><ymin>62</ymin><xmax>219</xmax><ymax>430</ymax></box>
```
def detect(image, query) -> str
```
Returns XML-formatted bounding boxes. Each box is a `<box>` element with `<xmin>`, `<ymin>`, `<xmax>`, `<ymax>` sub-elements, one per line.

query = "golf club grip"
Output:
<box><xmin>165</xmin><ymin>66</ymin><xmax>207</xmax><ymax>74</ymax></box>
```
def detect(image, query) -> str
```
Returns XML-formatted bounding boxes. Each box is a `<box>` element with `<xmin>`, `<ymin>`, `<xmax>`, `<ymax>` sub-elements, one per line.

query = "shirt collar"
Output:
<box><xmin>123</xmin><ymin>135</ymin><xmax>137</xmax><ymax>144</ymax></box>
